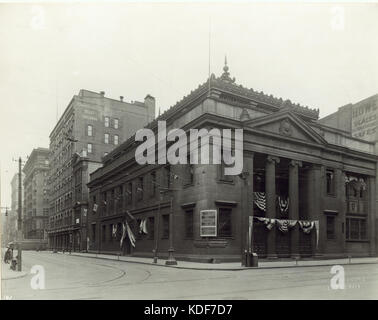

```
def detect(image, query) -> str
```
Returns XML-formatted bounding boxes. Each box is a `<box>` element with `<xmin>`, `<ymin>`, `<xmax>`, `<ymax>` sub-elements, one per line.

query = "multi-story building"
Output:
<box><xmin>71</xmin><ymin>153</ymin><xmax>102</xmax><ymax>251</ymax></box>
<box><xmin>319</xmin><ymin>94</ymin><xmax>378</xmax><ymax>146</ymax></box>
<box><xmin>87</xmin><ymin>62</ymin><xmax>377</xmax><ymax>262</ymax></box>
<box><xmin>23</xmin><ymin>148</ymin><xmax>50</xmax><ymax>240</ymax></box>
<box><xmin>48</xmin><ymin>89</ymin><xmax>155</xmax><ymax>251</ymax></box>
<box><xmin>4</xmin><ymin>173</ymin><xmax>24</xmax><ymax>245</ymax></box>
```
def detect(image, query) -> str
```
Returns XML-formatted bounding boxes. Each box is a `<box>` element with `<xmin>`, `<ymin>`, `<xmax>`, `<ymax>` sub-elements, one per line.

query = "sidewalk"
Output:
<box><xmin>1</xmin><ymin>262</ymin><xmax>28</xmax><ymax>280</ymax></box>
<box><xmin>64</xmin><ymin>251</ymin><xmax>378</xmax><ymax>271</ymax></box>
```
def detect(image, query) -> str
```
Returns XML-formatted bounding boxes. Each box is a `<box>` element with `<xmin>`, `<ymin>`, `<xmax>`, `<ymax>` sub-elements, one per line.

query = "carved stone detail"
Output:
<box><xmin>279</xmin><ymin>118</ymin><xmax>293</xmax><ymax>137</ymax></box>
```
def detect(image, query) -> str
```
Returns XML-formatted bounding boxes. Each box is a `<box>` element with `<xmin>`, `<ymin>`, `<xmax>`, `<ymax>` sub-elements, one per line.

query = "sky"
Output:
<box><xmin>1</xmin><ymin>1</ymin><xmax>378</xmax><ymax>209</ymax></box>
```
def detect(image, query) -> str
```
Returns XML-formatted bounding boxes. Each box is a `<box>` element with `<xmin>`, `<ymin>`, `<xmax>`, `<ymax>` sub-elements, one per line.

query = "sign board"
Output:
<box><xmin>351</xmin><ymin>96</ymin><xmax>378</xmax><ymax>141</ymax></box>
<box><xmin>200</xmin><ymin>210</ymin><xmax>217</xmax><ymax>237</ymax></box>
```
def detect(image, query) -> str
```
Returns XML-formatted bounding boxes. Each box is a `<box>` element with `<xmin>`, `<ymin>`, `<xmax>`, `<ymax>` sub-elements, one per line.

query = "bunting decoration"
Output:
<box><xmin>276</xmin><ymin>219</ymin><xmax>297</xmax><ymax>233</ymax></box>
<box><xmin>120</xmin><ymin>223</ymin><xmax>126</xmax><ymax>248</ymax></box>
<box><xmin>139</xmin><ymin>219</ymin><xmax>148</xmax><ymax>234</ymax></box>
<box><xmin>255</xmin><ymin>217</ymin><xmax>276</xmax><ymax>230</ymax></box>
<box><xmin>126</xmin><ymin>221</ymin><xmax>136</xmax><ymax>247</ymax></box>
<box><xmin>278</xmin><ymin>196</ymin><xmax>289</xmax><ymax>215</ymax></box>
<box><xmin>298</xmin><ymin>221</ymin><xmax>315</xmax><ymax>234</ymax></box>
<box><xmin>126</xmin><ymin>210</ymin><xmax>136</xmax><ymax>221</ymax></box>
<box><xmin>253</xmin><ymin>192</ymin><xmax>266</xmax><ymax>211</ymax></box>
<box><xmin>112</xmin><ymin>224</ymin><xmax>118</xmax><ymax>238</ymax></box>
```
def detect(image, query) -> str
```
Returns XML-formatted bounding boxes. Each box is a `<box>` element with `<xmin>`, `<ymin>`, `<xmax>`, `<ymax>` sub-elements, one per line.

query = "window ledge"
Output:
<box><xmin>217</xmin><ymin>179</ymin><xmax>234</xmax><ymax>185</ymax></box>
<box><xmin>346</xmin><ymin>239</ymin><xmax>369</xmax><ymax>243</ymax></box>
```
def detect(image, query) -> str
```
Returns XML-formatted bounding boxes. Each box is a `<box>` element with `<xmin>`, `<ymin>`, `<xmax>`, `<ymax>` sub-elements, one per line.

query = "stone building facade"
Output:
<box><xmin>23</xmin><ymin>148</ymin><xmax>50</xmax><ymax>240</ymax></box>
<box><xmin>2</xmin><ymin>173</ymin><xmax>23</xmax><ymax>245</ymax></box>
<box><xmin>87</xmin><ymin>64</ymin><xmax>377</xmax><ymax>262</ymax></box>
<box><xmin>48</xmin><ymin>89</ymin><xmax>155</xmax><ymax>251</ymax></box>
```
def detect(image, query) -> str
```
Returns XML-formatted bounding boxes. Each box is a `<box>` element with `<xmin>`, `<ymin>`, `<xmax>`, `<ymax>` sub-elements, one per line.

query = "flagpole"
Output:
<box><xmin>208</xmin><ymin>16</ymin><xmax>211</xmax><ymax>95</ymax></box>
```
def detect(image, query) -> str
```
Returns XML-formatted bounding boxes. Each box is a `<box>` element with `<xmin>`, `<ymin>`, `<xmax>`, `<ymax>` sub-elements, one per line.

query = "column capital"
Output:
<box><xmin>289</xmin><ymin>160</ymin><xmax>302</xmax><ymax>168</ymax></box>
<box><xmin>267</xmin><ymin>155</ymin><xmax>280</xmax><ymax>164</ymax></box>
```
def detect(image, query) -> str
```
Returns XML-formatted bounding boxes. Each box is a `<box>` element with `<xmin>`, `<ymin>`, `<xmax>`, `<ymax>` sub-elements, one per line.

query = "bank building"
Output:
<box><xmin>87</xmin><ymin>61</ymin><xmax>377</xmax><ymax>263</ymax></box>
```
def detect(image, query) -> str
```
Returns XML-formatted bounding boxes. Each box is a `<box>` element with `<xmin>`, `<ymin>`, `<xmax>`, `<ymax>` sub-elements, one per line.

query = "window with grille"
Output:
<box><xmin>127</xmin><ymin>183</ymin><xmax>132</xmax><ymax>204</ymax></box>
<box><xmin>346</xmin><ymin>218</ymin><xmax>367</xmax><ymax>240</ymax></box>
<box><xmin>326</xmin><ymin>169</ymin><xmax>335</xmax><ymax>196</ymax></box>
<box><xmin>151</xmin><ymin>171</ymin><xmax>157</xmax><ymax>197</ymax></box>
<box><xmin>137</xmin><ymin>177</ymin><xmax>144</xmax><ymax>201</ymax></box>
<box><xmin>218</xmin><ymin>208</ymin><xmax>232</xmax><ymax>237</ymax></box>
<box><xmin>162</xmin><ymin>214</ymin><xmax>169</xmax><ymax>239</ymax></box>
<box><xmin>87</xmin><ymin>125</ymin><xmax>93</xmax><ymax>136</ymax></box>
<box><xmin>326</xmin><ymin>215</ymin><xmax>335</xmax><ymax>239</ymax></box>
<box><xmin>185</xmin><ymin>209</ymin><xmax>194</xmax><ymax>238</ymax></box>
<box><xmin>148</xmin><ymin>217</ymin><xmax>155</xmax><ymax>239</ymax></box>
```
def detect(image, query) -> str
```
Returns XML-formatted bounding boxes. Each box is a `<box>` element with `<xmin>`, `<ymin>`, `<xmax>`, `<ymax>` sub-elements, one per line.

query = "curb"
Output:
<box><xmin>64</xmin><ymin>252</ymin><xmax>378</xmax><ymax>271</ymax></box>
<box><xmin>1</xmin><ymin>271</ymin><xmax>28</xmax><ymax>280</ymax></box>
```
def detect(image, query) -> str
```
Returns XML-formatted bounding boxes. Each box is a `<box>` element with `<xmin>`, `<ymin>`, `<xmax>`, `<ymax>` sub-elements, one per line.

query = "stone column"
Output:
<box><xmin>241</xmin><ymin>152</ymin><xmax>254</xmax><ymax>266</ymax></box>
<box><xmin>266</xmin><ymin>155</ymin><xmax>280</xmax><ymax>259</ymax></box>
<box><xmin>289</xmin><ymin>160</ymin><xmax>302</xmax><ymax>258</ymax></box>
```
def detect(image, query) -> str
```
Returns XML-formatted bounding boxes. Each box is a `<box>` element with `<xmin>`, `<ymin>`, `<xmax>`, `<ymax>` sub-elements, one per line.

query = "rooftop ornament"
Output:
<box><xmin>220</xmin><ymin>56</ymin><xmax>236</xmax><ymax>83</ymax></box>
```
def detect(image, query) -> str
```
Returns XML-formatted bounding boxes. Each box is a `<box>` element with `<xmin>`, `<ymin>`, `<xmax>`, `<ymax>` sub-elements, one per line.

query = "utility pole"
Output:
<box><xmin>17</xmin><ymin>157</ymin><xmax>23</xmax><ymax>271</ymax></box>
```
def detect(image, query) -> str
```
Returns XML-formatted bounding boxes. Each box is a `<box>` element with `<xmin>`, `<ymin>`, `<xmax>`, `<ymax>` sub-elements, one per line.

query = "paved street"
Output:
<box><xmin>2</xmin><ymin>251</ymin><xmax>378</xmax><ymax>300</ymax></box>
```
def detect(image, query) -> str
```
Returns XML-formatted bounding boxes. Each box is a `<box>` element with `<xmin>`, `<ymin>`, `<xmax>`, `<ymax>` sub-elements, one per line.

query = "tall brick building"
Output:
<box><xmin>23</xmin><ymin>148</ymin><xmax>50</xmax><ymax>240</ymax></box>
<box><xmin>48</xmin><ymin>89</ymin><xmax>155</xmax><ymax>251</ymax></box>
<box><xmin>87</xmin><ymin>63</ymin><xmax>377</xmax><ymax>262</ymax></box>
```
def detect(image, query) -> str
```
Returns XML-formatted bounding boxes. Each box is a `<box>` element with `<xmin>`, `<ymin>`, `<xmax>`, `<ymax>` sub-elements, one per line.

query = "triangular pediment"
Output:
<box><xmin>243</xmin><ymin>110</ymin><xmax>327</xmax><ymax>145</ymax></box>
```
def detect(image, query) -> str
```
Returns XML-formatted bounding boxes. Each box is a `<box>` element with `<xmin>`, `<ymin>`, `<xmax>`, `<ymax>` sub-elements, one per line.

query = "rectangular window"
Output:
<box><xmin>218</xmin><ymin>208</ymin><xmax>232</xmax><ymax>237</ymax></box>
<box><xmin>109</xmin><ymin>224</ymin><xmax>113</xmax><ymax>241</ymax></box>
<box><xmin>114</xmin><ymin>135</ymin><xmax>119</xmax><ymax>145</ymax></box>
<box><xmin>138</xmin><ymin>177</ymin><xmax>144</xmax><ymax>201</ymax></box>
<box><xmin>114</xmin><ymin>118</ymin><xmax>119</xmax><ymax>129</ymax></box>
<box><xmin>87</xmin><ymin>143</ymin><xmax>93</xmax><ymax>153</ymax></box>
<box><xmin>326</xmin><ymin>169</ymin><xmax>335</xmax><ymax>196</ymax></box>
<box><xmin>162</xmin><ymin>214</ymin><xmax>169</xmax><ymax>239</ymax></box>
<box><xmin>148</xmin><ymin>217</ymin><xmax>155</xmax><ymax>239</ymax></box>
<box><xmin>104</xmin><ymin>116</ymin><xmax>110</xmax><ymax>127</ymax></box>
<box><xmin>166</xmin><ymin>166</ymin><xmax>171</xmax><ymax>189</ymax></box>
<box><xmin>326</xmin><ymin>215</ymin><xmax>335</xmax><ymax>239</ymax></box>
<box><xmin>151</xmin><ymin>171</ymin><xmax>156</xmax><ymax>197</ymax></box>
<box><xmin>104</xmin><ymin>133</ymin><xmax>109</xmax><ymax>144</ymax></box>
<box><xmin>185</xmin><ymin>209</ymin><xmax>194</xmax><ymax>238</ymax></box>
<box><xmin>127</xmin><ymin>183</ymin><xmax>132</xmax><ymax>204</ymax></box>
<box><xmin>91</xmin><ymin>224</ymin><xmax>96</xmax><ymax>241</ymax></box>
<box><xmin>219</xmin><ymin>163</ymin><xmax>233</xmax><ymax>182</ymax></box>
<box><xmin>87</xmin><ymin>125</ymin><xmax>93</xmax><ymax>137</ymax></box>
<box><xmin>346</xmin><ymin>217</ymin><xmax>367</xmax><ymax>240</ymax></box>
<box><xmin>102</xmin><ymin>225</ymin><xmax>106</xmax><ymax>242</ymax></box>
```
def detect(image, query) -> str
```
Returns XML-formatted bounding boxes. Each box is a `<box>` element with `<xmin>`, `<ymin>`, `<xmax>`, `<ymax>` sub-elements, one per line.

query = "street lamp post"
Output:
<box><xmin>165</xmin><ymin>195</ymin><xmax>177</xmax><ymax>266</ymax></box>
<box><xmin>151</xmin><ymin>180</ymin><xmax>179</xmax><ymax>265</ymax></box>
<box><xmin>153</xmin><ymin>196</ymin><xmax>161</xmax><ymax>263</ymax></box>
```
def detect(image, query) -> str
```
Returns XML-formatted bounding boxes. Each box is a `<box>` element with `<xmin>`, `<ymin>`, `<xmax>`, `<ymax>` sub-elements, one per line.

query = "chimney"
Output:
<box><xmin>144</xmin><ymin>94</ymin><xmax>156</xmax><ymax>119</ymax></box>
<box><xmin>120</xmin><ymin>96</ymin><xmax>124</xmax><ymax>102</ymax></box>
<box><xmin>100</xmin><ymin>91</ymin><xmax>105</xmax><ymax>97</ymax></box>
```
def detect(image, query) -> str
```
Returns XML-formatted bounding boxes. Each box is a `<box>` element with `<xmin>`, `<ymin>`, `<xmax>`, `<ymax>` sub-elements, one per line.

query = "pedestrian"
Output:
<box><xmin>4</xmin><ymin>247</ymin><xmax>12</xmax><ymax>264</ymax></box>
